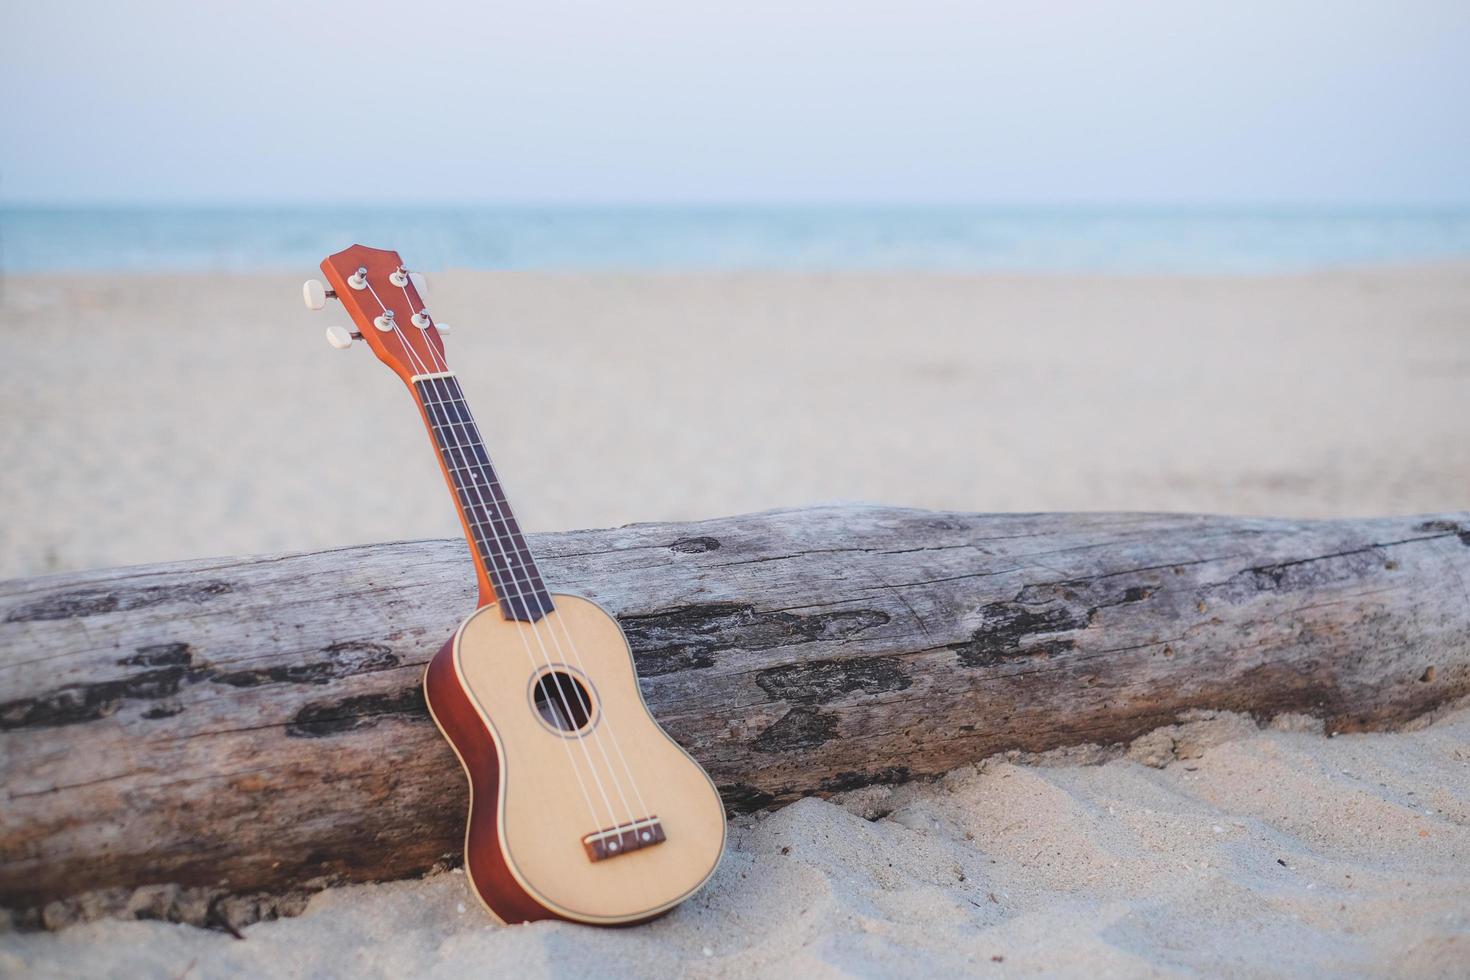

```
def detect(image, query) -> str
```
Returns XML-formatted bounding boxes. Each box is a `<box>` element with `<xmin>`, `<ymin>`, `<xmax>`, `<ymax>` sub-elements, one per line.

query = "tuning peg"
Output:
<box><xmin>302</xmin><ymin>279</ymin><xmax>335</xmax><ymax>310</ymax></box>
<box><xmin>325</xmin><ymin>325</ymin><xmax>359</xmax><ymax>350</ymax></box>
<box><xmin>409</xmin><ymin>271</ymin><xmax>428</xmax><ymax>297</ymax></box>
<box><xmin>435</xmin><ymin>322</ymin><xmax>451</xmax><ymax>335</ymax></box>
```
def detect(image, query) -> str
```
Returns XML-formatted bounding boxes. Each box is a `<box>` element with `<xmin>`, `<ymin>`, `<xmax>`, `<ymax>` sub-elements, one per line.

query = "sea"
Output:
<box><xmin>3</xmin><ymin>206</ymin><xmax>1469</xmax><ymax>275</ymax></box>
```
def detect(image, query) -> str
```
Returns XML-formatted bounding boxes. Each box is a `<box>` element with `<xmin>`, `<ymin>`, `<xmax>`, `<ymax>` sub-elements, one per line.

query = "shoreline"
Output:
<box><xmin>6</xmin><ymin>256</ymin><xmax>1470</xmax><ymax>278</ymax></box>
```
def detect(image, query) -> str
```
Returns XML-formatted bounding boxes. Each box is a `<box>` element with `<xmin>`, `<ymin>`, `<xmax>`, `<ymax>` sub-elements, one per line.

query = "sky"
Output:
<box><xmin>2</xmin><ymin>0</ymin><xmax>1468</xmax><ymax>206</ymax></box>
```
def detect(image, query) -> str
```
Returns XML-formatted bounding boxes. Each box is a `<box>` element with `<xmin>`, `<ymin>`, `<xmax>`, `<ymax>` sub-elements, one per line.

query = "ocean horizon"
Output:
<box><xmin>3</xmin><ymin>205</ymin><xmax>1469</xmax><ymax>275</ymax></box>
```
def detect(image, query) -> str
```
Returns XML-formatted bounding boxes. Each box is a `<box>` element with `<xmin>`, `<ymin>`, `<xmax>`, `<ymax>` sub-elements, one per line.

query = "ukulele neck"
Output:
<box><xmin>412</xmin><ymin>372</ymin><xmax>554</xmax><ymax>622</ymax></box>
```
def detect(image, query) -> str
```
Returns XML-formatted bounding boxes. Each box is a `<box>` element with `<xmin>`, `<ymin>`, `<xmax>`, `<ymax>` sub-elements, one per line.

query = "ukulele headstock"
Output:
<box><xmin>313</xmin><ymin>244</ymin><xmax>448</xmax><ymax>384</ymax></box>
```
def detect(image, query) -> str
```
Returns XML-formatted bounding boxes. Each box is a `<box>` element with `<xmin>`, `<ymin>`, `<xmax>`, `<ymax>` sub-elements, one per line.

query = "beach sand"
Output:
<box><xmin>4</xmin><ymin>706</ymin><xmax>1467</xmax><ymax>978</ymax></box>
<box><xmin>2</xmin><ymin>266</ymin><xmax>1468</xmax><ymax>976</ymax></box>
<box><xmin>2</xmin><ymin>266</ymin><xmax>1469</xmax><ymax>579</ymax></box>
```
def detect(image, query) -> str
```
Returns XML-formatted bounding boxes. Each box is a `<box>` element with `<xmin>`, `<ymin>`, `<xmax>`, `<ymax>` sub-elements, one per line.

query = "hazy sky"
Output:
<box><xmin>3</xmin><ymin>1</ymin><xmax>1467</xmax><ymax>205</ymax></box>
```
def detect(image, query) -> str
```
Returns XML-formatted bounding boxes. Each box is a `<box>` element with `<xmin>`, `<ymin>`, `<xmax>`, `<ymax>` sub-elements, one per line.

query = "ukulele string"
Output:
<box><xmin>422</xmin><ymin>379</ymin><xmax>646</xmax><ymax>835</ymax></box>
<box><xmin>363</xmin><ymin>275</ymin><xmax>627</xmax><ymax>833</ymax></box>
<box><xmin>410</xmin><ymin>338</ymin><xmax>649</xmax><ymax>831</ymax></box>
<box><xmin>425</xmin><ymin>382</ymin><xmax>656</xmax><ymax>829</ymax></box>
<box><xmin>398</xmin><ymin>277</ymin><xmax>654</xmax><ymax>829</ymax></box>
<box><xmin>364</xmin><ymin>278</ymin><xmax>610</xmax><ymax>821</ymax></box>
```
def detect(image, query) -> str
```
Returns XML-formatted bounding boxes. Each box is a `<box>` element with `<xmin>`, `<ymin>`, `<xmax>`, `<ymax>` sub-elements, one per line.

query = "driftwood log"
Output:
<box><xmin>3</xmin><ymin>505</ymin><xmax>1469</xmax><ymax>927</ymax></box>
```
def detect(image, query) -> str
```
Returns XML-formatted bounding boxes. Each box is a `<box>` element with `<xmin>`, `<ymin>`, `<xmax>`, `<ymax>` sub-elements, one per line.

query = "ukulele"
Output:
<box><xmin>304</xmin><ymin>245</ymin><xmax>726</xmax><ymax>925</ymax></box>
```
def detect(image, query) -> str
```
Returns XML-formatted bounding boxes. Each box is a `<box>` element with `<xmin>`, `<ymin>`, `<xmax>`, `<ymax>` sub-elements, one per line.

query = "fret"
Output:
<box><xmin>444</xmin><ymin>467</ymin><xmax>515</xmax><ymax>522</ymax></box>
<box><xmin>424</xmin><ymin>406</ymin><xmax>470</xmax><ymax>427</ymax></box>
<box><xmin>441</xmin><ymin>454</ymin><xmax>501</xmax><ymax>483</ymax></box>
<box><xmin>425</xmin><ymin>419</ymin><xmax>482</xmax><ymax>458</ymax></box>
<box><xmin>458</xmin><ymin>506</ymin><xmax>540</xmax><ymax>573</ymax></box>
<box><xmin>456</xmin><ymin>497</ymin><xmax>548</xmax><ymax>599</ymax></box>
<box><xmin>439</xmin><ymin>449</ymin><xmax>503</xmax><ymax>488</ymax></box>
<box><xmin>424</xmin><ymin>413</ymin><xmax>489</xmax><ymax>460</ymax></box>
<box><xmin>446</xmin><ymin>479</ymin><xmax>531</xmax><ymax>550</ymax></box>
<box><xmin>443</xmin><ymin>463</ymin><xmax>510</xmax><ymax>507</ymax></box>
<box><xmin>500</xmin><ymin>593</ymin><xmax>554</xmax><ymax>620</ymax></box>
<box><xmin>475</xmin><ymin>550</ymin><xmax>547</xmax><ymax>594</ymax></box>
<box><xmin>460</xmin><ymin>514</ymin><xmax>537</xmax><ymax>562</ymax></box>
<box><xmin>470</xmin><ymin>555</ymin><xmax>545</xmax><ymax>597</ymax></box>
<box><xmin>442</xmin><ymin>457</ymin><xmax>498</xmax><ymax>479</ymax></box>
<box><xmin>427</xmin><ymin>412</ymin><xmax>475</xmax><ymax>439</ymax></box>
<box><xmin>454</xmin><ymin>493</ymin><xmax>523</xmax><ymax>543</ymax></box>
<box><xmin>413</xmin><ymin>376</ymin><xmax>553</xmax><ymax>623</ymax></box>
<box><xmin>465</xmin><ymin>539</ymin><xmax>540</xmax><ymax>564</ymax></box>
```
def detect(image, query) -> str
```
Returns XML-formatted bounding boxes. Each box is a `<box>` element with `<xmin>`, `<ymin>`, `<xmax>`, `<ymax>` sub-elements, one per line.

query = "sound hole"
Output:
<box><xmin>533</xmin><ymin>670</ymin><xmax>594</xmax><ymax>732</ymax></box>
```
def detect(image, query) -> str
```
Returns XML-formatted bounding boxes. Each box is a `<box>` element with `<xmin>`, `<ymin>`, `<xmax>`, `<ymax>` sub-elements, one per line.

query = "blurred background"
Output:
<box><xmin>2</xmin><ymin>0</ymin><xmax>1468</xmax><ymax>578</ymax></box>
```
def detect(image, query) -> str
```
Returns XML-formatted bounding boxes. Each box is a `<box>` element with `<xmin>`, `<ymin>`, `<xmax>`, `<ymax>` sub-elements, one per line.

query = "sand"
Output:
<box><xmin>1</xmin><ymin>266</ymin><xmax>1468</xmax><ymax>976</ymax></box>
<box><xmin>2</xmin><ymin>266</ymin><xmax>1469</xmax><ymax>579</ymax></box>
<box><xmin>3</xmin><ymin>707</ymin><xmax>1467</xmax><ymax>978</ymax></box>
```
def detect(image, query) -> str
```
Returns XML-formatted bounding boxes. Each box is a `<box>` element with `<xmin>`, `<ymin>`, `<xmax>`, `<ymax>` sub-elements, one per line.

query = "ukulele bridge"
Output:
<box><xmin>582</xmin><ymin>815</ymin><xmax>665</xmax><ymax>862</ymax></box>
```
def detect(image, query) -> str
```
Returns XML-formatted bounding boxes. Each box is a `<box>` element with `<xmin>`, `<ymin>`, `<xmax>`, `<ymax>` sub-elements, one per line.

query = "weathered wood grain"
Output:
<box><xmin>3</xmin><ymin>505</ymin><xmax>1468</xmax><ymax>927</ymax></box>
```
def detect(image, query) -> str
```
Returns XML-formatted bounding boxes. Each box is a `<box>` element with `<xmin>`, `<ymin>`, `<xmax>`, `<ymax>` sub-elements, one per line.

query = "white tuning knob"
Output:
<box><xmin>409</xmin><ymin>271</ymin><xmax>428</xmax><ymax>297</ymax></box>
<box><xmin>325</xmin><ymin>325</ymin><xmax>356</xmax><ymax>349</ymax></box>
<box><xmin>303</xmin><ymin>279</ymin><xmax>328</xmax><ymax>310</ymax></box>
<box><xmin>435</xmin><ymin>322</ymin><xmax>451</xmax><ymax>335</ymax></box>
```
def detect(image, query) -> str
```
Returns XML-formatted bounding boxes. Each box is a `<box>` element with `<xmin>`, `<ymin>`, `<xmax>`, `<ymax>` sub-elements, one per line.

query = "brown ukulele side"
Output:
<box><xmin>312</xmin><ymin>245</ymin><xmax>726</xmax><ymax>925</ymax></box>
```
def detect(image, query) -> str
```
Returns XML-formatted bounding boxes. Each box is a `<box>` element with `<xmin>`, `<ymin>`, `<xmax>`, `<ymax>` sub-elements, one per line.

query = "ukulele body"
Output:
<box><xmin>423</xmin><ymin>593</ymin><xmax>726</xmax><ymax>925</ymax></box>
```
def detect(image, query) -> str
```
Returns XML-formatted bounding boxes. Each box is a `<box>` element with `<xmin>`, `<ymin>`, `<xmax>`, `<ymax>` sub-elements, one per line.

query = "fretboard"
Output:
<box><xmin>413</xmin><ymin>373</ymin><xmax>553</xmax><ymax>622</ymax></box>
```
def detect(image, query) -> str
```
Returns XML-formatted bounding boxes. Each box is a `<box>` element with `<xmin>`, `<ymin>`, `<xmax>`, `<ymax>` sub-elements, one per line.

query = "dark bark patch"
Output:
<box><xmin>817</xmin><ymin>766</ymin><xmax>912</xmax><ymax>794</ymax></box>
<box><xmin>0</xmin><ymin>665</ymin><xmax>195</xmax><ymax>730</ymax></box>
<box><xmin>950</xmin><ymin>601</ymin><xmax>1086</xmax><ymax>668</ymax></box>
<box><xmin>1416</xmin><ymin>520</ymin><xmax>1461</xmax><ymax>534</ymax></box>
<box><xmin>1410</xmin><ymin>520</ymin><xmax>1470</xmax><ymax>547</ymax></box>
<box><xmin>629</xmin><ymin>643</ymin><xmax>716</xmax><ymax>676</ymax></box>
<box><xmin>212</xmin><ymin>642</ymin><xmax>398</xmax><ymax>688</ymax></box>
<box><xmin>755</xmin><ymin>655</ymin><xmax>911</xmax><ymax>705</ymax></box>
<box><xmin>119</xmin><ymin>643</ymin><xmax>195</xmax><ymax>668</ymax></box>
<box><xmin>3</xmin><ymin>644</ymin><xmax>218</xmax><ymax>730</ymax></box>
<box><xmin>7</xmin><ymin>639</ymin><xmax>406</xmax><ymax>729</ymax></box>
<box><xmin>1015</xmin><ymin>580</ymin><xmax>1153</xmax><ymax>610</ymax></box>
<box><xmin>5</xmin><ymin>581</ymin><xmax>232</xmax><ymax>623</ymax></box>
<box><xmin>752</xmin><ymin>706</ymin><xmax>839</xmax><ymax>752</ymax></box>
<box><xmin>285</xmin><ymin>688</ymin><xmax>427</xmax><ymax>738</ymax></box>
<box><xmin>622</xmin><ymin>603</ymin><xmax>890</xmax><ymax>677</ymax></box>
<box><xmin>668</xmin><ymin>536</ymin><xmax>721</xmax><ymax>554</ymax></box>
<box><xmin>719</xmin><ymin>783</ymin><xmax>777</xmax><ymax>814</ymax></box>
<box><xmin>1245</xmin><ymin>549</ymin><xmax>1389</xmax><ymax>592</ymax></box>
